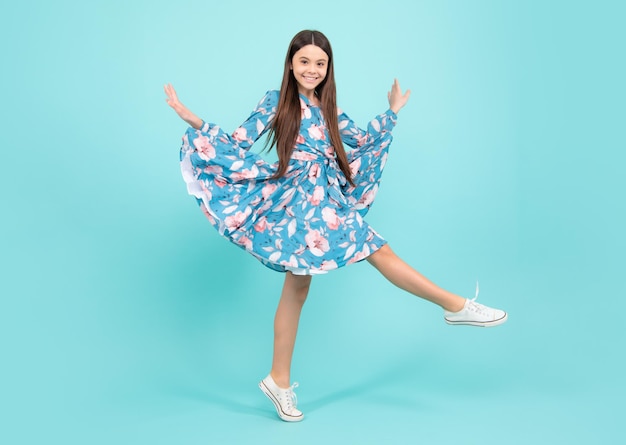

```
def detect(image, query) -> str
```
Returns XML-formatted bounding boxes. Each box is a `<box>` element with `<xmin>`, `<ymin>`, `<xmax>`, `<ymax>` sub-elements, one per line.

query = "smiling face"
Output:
<box><xmin>290</xmin><ymin>44</ymin><xmax>329</xmax><ymax>98</ymax></box>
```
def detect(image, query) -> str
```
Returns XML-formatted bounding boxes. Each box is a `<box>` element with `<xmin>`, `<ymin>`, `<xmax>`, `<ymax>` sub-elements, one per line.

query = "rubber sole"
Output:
<box><xmin>259</xmin><ymin>380</ymin><xmax>304</xmax><ymax>422</ymax></box>
<box><xmin>445</xmin><ymin>312</ymin><xmax>508</xmax><ymax>327</ymax></box>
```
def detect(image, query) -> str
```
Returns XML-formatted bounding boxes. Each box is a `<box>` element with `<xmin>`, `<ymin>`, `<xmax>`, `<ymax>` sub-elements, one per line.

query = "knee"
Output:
<box><xmin>294</xmin><ymin>289</ymin><xmax>309</xmax><ymax>306</ymax></box>
<box><xmin>295</xmin><ymin>277</ymin><xmax>311</xmax><ymax>298</ymax></box>
<box><xmin>285</xmin><ymin>273</ymin><xmax>312</xmax><ymax>305</ymax></box>
<box><xmin>291</xmin><ymin>284</ymin><xmax>310</xmax><ymax>307</ymax></box>
<box><xmin>368</xmin><ymin>244</ymin><xmax>396</xmax><ymax>265</ymax></box>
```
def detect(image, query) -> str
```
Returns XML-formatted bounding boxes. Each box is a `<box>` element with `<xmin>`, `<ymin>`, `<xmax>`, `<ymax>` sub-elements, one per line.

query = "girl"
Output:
<box><xmin>165</xmin><ymin>30</ymin><xmax>507</xmax><ymax>422</ymax></box>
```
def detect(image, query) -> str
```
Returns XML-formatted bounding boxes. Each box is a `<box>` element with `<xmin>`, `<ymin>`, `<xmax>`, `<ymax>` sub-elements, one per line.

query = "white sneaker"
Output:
<box><xmin>259</xmin><ymin>374</ymin><xmax>304</xmax><ymax>422</ymax></box>
<box><xmin>444</xmin><ymin>283</ymin><xmax>508</xmax><ymax>327</ymax></box>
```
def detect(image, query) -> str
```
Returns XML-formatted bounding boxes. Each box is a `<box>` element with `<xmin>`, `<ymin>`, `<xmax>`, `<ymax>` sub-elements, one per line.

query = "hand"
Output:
<box><xmin>387</xmin><ymin>79</ymin><xmax>411</xmax><ymax>114</ymax></box>
<box><xmin>164</xmin><ymin>83</ymin><xmax>186</xmax><ymax>115</ymax></box>
<box><xmin>164</xmin><ymin>83</ymin><xmax>203</xmax><ymax>129</ymax></box>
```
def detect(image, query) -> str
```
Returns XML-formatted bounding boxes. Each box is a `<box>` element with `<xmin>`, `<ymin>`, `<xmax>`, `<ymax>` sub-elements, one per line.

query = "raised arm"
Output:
<box><xmin>164</xmin><ymin>83</ymin><xmax>203</xmax><ymax>129</ymax></box>
<box><xmin>339</xmin><ymin>79</ymin><xmax>409</xmax><ymax>160</ymax></box>
<box><xmin>164</xmin><ymin>84</ymin><xmax>277</xmax><ymax>150</ymax></box>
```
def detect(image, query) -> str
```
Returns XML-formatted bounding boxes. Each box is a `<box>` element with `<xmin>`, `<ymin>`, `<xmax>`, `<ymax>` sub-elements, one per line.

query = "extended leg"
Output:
<box><xmin>367</xmin><ymin>244</ymin><xmax>507</xmax><ymax>326</ymax></box>
<box><xmin>366</xmin><ymin>244</ymin><xmax>466</xmax><ymax>312</ymax></box>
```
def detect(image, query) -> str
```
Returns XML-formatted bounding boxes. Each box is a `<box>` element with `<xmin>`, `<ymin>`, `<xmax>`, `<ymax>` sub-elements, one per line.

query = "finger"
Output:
<box><xmin>168</xmin><ymin>87</ymin><xmax>179</xmax><ymax>102</ymax></box>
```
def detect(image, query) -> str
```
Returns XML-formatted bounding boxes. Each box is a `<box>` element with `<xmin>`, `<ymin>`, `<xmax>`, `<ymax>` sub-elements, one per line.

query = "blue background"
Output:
<box><xmin>1</xmin><ymin>0</ymin><xmax>624</xmax><ymax>443</ymax></box>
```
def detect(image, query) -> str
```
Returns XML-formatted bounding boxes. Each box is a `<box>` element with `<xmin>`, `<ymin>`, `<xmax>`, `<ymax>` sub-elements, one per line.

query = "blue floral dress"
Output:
<box><xmin>180</xmin><ymin>90</ymin><xmax>397</xmax><ymax>274</ymax></box>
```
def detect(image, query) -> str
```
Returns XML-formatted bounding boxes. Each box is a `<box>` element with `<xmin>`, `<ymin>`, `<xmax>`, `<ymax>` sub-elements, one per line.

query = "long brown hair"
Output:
<box><xmin>267</xmin><ymin>30</ymin><xmax>354</xmax><ymax>186</ymax></box>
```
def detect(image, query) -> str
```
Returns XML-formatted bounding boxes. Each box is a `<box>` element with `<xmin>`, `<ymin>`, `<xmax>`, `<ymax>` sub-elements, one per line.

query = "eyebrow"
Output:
<box><xmin>298</xmin><ymin>57</ymin><xmax>327</xmax><ymax>62</ymax></box>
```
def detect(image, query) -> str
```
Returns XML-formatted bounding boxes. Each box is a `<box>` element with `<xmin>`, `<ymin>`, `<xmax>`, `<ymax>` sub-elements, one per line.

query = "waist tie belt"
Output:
<box><xmin>291</xmin><ymin>151</ymin><xmax>348</xmax><ymax>206</ymax></box>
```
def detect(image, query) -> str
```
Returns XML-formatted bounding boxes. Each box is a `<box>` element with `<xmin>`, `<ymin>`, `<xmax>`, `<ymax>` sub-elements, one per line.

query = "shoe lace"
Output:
<box><xmin>467</xmin><ymin>281</ymin><xmax>490</xmax><ymax>314</ymax></box>
<box><xmin>286</xmin><ymin>382</ymin><xmax>299</xmax><ymax>409</ymax></box>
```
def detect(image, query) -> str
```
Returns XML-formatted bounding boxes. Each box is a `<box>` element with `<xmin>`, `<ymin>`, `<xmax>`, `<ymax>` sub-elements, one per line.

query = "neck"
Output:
<box><xmin>298</xmin><ymin>88</ymin><xmax>318</xmax><ymax>104</ymax></box>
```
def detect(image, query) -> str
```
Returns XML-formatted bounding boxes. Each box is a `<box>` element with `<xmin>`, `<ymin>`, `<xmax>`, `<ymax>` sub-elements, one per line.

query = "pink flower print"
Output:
<box><xmin>224</xmin><ymin>209</ymin><xmax>250</xmax><ymax>231</ymax></box>
<box><xmin>349</xmin><ymin>158</ymin><xmax>361</xmax><ymax>176</ymax></box>
<box><xmin>261</xmin><ymin>183</ymin><xmax>277</xmax><ymax>200</ymax></box>
<box><xmin>281</xmin><ymin>255</ymin><xmax>299</xmax><ymax>269</ymax></box>
<box><xmin>193</xmin><ymin>135</ymin><xmax>216</xmax><ymax>160</ymax></box>
<box><xmin>320</xmin><ymin>259</ymin><xmax>338</xmax><ymax>271</ymax></box>
<box><xmin>204</xmin><ymin>164</ymin><xmax>223</xmax><ymax>176</ymax></box>
<box><xmin>324</xmin><ymin>145</ymin><xmax>335</xmax><ymax>158</ymax></box>
<box><xmin>308</xmin><ymin>163</ymin><xmax>321</xmax><ymax>184</ymax></box>
<box><xmin>355</xmin><ymin>133</ymin><xmax>368</xmax><ymax>147</ymax></box>
<box><xmin>231</xmin><ymin>168</ymin><xmax>254</xmax><ymax>182</ymax></box>
<box><xmin>309</xmin><ymin>186</ymin><xmax>325</xmax><ymax>206</ymax></box>
<box><xmin>237</xmin><ymin>235</ymin><xmax>253</xmax><ymax>250</ymax></box>
<box><xmin>308</xmin><ymin>124</ymin><xmax>325</xmax><ymax>141</ymax></box>
<box><xmin>305</xmin><ymin>229</ymin><xmax>330</xmax><ymax>257</ymax></box>
<box><xmin>322</xmin><ymin>207</ymin><xmax>341</xmax><ymax>230</ymax></box>
<box><xmin>232</xmin><ymin>127</ymin><xmax>248</xmax><ymax>143</ymax></box>
<box><xmin>300</xmin><ymin>98</ymin><xmax>312</xmax><ymax>119</ymax></box>
<box><xmin>292</xmin><ymin>151</ymin><xmax>317</xmax><ymax>161</ymax></box>
<box><xmin>356</xmin><ymin>187</ymin><xmax>377</xmax><ymax>209</ymax></box>
<box><xmin>250</xmin><ymin>196</ymin><xmax>262</xmax><ymax>207</ymax></box>
<box><xmin>296</xmin><ymin>134</ymin><xmax>305</xmax><ymax>145</ymax></box>
<box><xmin>347</xmin><ymin>245</ymin><xmax>371</xmax><ymax>264</ymax></box>
<box><xmin>254</xmin><ymin>217</ymin><xmax>268</xmax><ymax>232</ymax></box>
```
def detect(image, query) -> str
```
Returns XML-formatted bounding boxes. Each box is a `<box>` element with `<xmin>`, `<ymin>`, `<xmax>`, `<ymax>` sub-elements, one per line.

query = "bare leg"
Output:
<box><xmin>367</xmin><ymin>244</ymin><xmax>466</xmax><ymax>312</ymax></box>
<box><xmin>270</xmin><ymin>272</ymin><xmax>312</xmax><ymax>388</ymax></box>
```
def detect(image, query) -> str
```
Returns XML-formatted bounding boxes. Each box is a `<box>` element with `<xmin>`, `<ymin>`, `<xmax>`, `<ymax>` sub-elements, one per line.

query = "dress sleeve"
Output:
<box><xmin>197</xmin><ymin>90</ymin><xmax>278</xmax><ymax>151</ymax></box>
<box><xmin>338</xmin><ymin>109</ymin><xmax>397</xmax><ymax>160</ymax></box>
